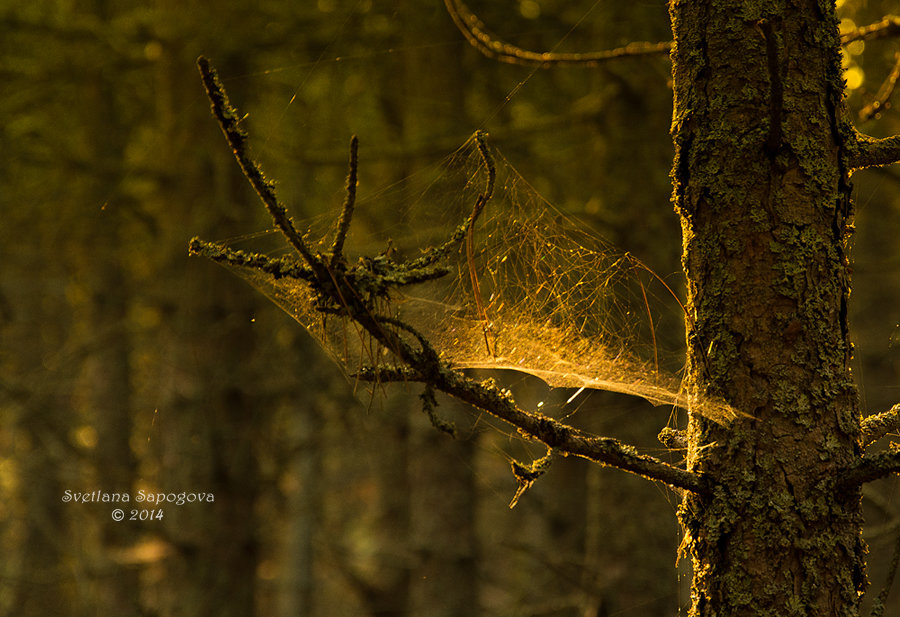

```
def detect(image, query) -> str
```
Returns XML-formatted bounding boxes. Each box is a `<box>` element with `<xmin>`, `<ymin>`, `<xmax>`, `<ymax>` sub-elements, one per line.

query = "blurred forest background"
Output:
<box><xmin>1</xmin><ymin>1</ymin><xmax>898</xmax><ymax>616</ymax></box>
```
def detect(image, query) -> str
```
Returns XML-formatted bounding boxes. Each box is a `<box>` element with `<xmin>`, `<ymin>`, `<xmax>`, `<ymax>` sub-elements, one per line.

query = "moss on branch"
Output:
<box><xmin>838</xmin><ymin>444</ymin><xmax>900</xmax><ymax>489</ymax></box>
<box><xmin>861</xmin><ymin>404</ymin><xmax>900</xmax><ymax>447</ymax></box>
<box><xmin>430</xmin><ymin>367</ymin><xmax>709</xmax><ymax>493</ymax></box>
<box><xmin>197</xmin><ymin>56</ymin><xmax>321</xmax><ymax>270</ymax></box>
<box><xmin>848</xmin><ymin>131</ymin><xmax>900</xmax><ymax>170</ymax></box>
<box><xmin>188</xmin><ymin>238</ymin><xmax>316</xmax><ymax>282</ymax></box>
<box><xmin>191</xmin><ymin>57</ymin><xmax>709</xmax><ymax>496</ymax></box>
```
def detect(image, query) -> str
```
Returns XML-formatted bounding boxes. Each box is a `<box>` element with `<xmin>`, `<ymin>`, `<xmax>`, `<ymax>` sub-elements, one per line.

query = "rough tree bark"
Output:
<box><xmin>190</xmin><ymin>1</ymin><xmax>900</xmax><ymax>615</ymax></box>
<box><xmin>670</xmin><ymin>2</ymin><xmax>864</xmax><ymax>615</ymax></box>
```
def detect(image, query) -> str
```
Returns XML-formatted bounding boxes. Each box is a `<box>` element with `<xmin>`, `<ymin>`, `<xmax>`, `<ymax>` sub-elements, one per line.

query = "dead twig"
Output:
<box><xmin>330</xmin><ymin>135</ymin><xmax>359</xmax><ymax>266</ymax></box>
<box><xmin>842</xmin><ymin>16</ymin><xmax>900</xmax><ymax>46</ymax></box>
<box><xmin>861</xmin><ymin>53</ymin><xmax>900</xmax><ymax>121</ymax></box>
<box><xmin>444</xmin><ymin>0</ymin><xmax>671</xmax><ymax>69</ymax></box>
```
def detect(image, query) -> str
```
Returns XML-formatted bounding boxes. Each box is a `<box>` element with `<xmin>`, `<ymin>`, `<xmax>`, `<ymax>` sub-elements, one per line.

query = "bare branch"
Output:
<box><xmin>340</xmin><ymin>293</ymin><xmax>700</xmax><ymax>494</ymax></box>
<box><xmin>420</xmin><ymin>383</ymin><xmax>457</xmax><ymax>437</ymax></box>
<box><xmin>355</xmin><ymin>362</ymin><xmax>706</xmax><ymax>492</ymax></box>
<box><xmin>839</xmin><ymin>448</ymin><xmax>900</xmax><ymax>489</ymax></box>
<box><xmin>841</xmin><ymin>16</ymin><xmax>900</xmax><ymax>45</ymax></box>
<box><xmin>402</xmin><ymin>130</ymin><xmax>494</xmax><ymax>272</ymax></box>
<box><xmin>330</xmin><ymin>135</ymin><xmax>359</xmax><ymax>266</ymax></box>
<box><xmin>428</xmin><ymin>367</ymin><xmax>708</xmax><ymax>493</ymax></box>
<box><xmin>443</xmin><ymin>0</ymin><xmax>671</xmax><ymax>69</ymax></box>
<box><xmin>373</xmin><ymin>314</ymin><xmax>441</xmax><ymax>366</ymax></box>
<box><xmin>465</xmin><ymin>131</ymin><xmax>496</xmax><ymax>356</ymax></box>
<box><xmin>508</xmin><ymin>449</ymin><xmax>552</xmax><ymax>508</ymax></box>
<box><xmin>860</xmin><ymin>53</ymin><xmax>900</xmax><ymax>121</ymax></box>
<box><xmin>467</xmin><ymin>130</ymin><xmax>495</xmax><ymax>227</ymax></box>
<box><xmin>187</xmin><ymin>239</ymin><xmax>315</xmax><ymax>282</ymax></box>
<box><xmin>196</xmin><ymin>57</ymin><xmax>320</xmax><ymax>270</ymax></box>
<box><xmin>848</xmin><ymin>131</ymin><xmax>900</xmax><ymax>169</ymax></box>
<box><xmin>862</xmin><ymin>404</ymin><xmax>900</xmax><ymax>447</ymax></box>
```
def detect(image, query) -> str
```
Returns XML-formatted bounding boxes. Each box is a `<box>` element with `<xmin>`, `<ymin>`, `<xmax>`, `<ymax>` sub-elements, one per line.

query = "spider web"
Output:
<box><xmin>215</xmin><ymin>134</ymin><xmax>737</xmax><ymax>423</ymax></box>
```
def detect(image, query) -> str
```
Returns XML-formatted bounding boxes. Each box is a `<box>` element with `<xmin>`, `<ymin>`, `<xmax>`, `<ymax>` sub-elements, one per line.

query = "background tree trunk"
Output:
<box><xmin>77</xmin><ymin>11</ymin><xmax>141</xmax><ymax>608</ymax></box>
<box><xmin>670</xmin><ymin>2</ymin><xmax>865</xmax><ymax>614</ymax></box>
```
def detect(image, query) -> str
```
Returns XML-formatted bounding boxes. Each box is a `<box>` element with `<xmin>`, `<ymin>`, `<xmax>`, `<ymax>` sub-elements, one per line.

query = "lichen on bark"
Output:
<box><xmin>669</xmin><ymin>0</ymin><xmax>865</xmax><ymax>614</ymax></box>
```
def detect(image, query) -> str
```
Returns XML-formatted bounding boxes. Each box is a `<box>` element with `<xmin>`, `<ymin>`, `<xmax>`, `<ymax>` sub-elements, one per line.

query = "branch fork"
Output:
<box><xmin>189</xmin><ymin>56</ymin><xmax>708</xmax><ymax>496</ymax></box>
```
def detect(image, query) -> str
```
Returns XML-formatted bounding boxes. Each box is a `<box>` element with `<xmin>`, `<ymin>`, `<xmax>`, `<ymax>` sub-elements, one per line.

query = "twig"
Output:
<box><xmin>861</xmin><ymin>404</ymin><xmax>900</xmax><ymax>447</ymax></box>
<box><xmin>403</xmin><ymin>131</ymin><xmax>495</xmax><ymax>271</ymax></box>
<box><xmin>842</xmin><ymin>16</ymin><xmax>900</xmax><ymax>46</ymax></box>
<box><xmin>187</xmin><ymin>238</ymin><xmax>315</xmax><ymax>282</ymax></box>
<box><xmin>508</xmin><ymin>449</ymin><xmax>552</xmax><ymax>508</ymax></box>
<box><xmin>351</xmin><ymin>313</ymin><xmax>706</xmax><ymax>492</ymax></box>
<box><xmin>353</xmin><ymin>318</ymin><xmax>706</xmax><ymax>493</ymax></box>
<box><xmin>196</xmin><ymin>57</ymin><xmax>319</xmax><ymax>270</ymax></box>
<box><xmin>465</xmin><ymin>130</ymin><xmax>496</xmax><ymax>357</ymax></box>
<box><xmin>444</xmin><ymin>0</ymin><xmax>671</xmax><ymax>69</ymax></box>
<box><xmin>421</xmin><ymin>383</ymin><xmax>457</xmax><ymax>438</ymax></box>
<box><xmin>330</xmin><ymin>135</ymin><xmax>359</xmax><ymax>266</ymax></box>
<box><xmin>468</xmin><ymin>131</ymin><xmax>495</xmax><ymax>225</ymax></box>
<box><xmin>445</xmin><ymin>0</ymin><xmax>670</xmax><ymax>67</ymax></box>
<box><xmin>373</xmin><ymin>314</ymin><xmax>441</xmax><ymax>367</ymax></box>
<box><xmin>861</xmin><ymin>54</ymin><xmax>900</xmax><ymax>122</ymax></box>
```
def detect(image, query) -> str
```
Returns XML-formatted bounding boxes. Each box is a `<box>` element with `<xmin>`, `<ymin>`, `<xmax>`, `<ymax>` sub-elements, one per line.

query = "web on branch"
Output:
<box><xmin>209</xmin><ymin>134</ymin><xmax>737</xmax><ymax>424</ymax></box>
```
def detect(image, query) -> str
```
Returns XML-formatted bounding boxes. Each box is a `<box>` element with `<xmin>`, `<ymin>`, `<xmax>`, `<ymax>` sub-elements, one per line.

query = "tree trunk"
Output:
<box><xmin>670</xmin><ymin>1</ymin><xmax>865</xmax><ymax>615</ymax></box>
<box><xmin>80</xmin><ymin>44</ymin><xmax>142</xmax><ymax>616</ymax></box>
<box><xmin>149</xmin><ymin>42</ymin><xmax>263</xmax><ymax>616</ymax></box>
